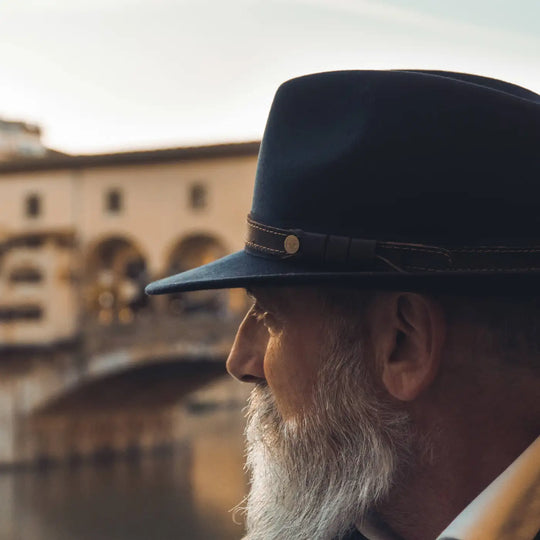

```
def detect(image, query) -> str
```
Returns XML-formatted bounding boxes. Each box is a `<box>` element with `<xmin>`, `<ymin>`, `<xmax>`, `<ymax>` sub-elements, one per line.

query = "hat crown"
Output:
<box><xmin>251</xmin><ymin>70</ymin><xmax>540</xmax><ymax>245</ymax></box>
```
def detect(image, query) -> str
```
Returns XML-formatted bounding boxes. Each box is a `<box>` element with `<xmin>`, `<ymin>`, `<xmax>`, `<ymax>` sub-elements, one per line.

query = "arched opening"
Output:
<box><xmin>166</xmin><ymin>234</ymin><xmax>227</xmax><ymax>315</ymax></box>
<box><xmin>85</xmin><ymin>237</ymin><xmax>149</xmax><ymax>325</ymax></box>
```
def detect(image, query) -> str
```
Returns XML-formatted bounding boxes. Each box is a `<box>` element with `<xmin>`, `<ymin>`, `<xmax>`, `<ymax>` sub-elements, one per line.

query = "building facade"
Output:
<box><xmin>0</xmin><ymin>142</ymin><xmax>259</xmax><ymax>348</ymax></box>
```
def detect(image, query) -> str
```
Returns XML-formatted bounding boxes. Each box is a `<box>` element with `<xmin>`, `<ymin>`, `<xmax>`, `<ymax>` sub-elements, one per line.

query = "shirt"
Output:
<box><xmin>355</xmin><ymin>436</ymin><xmax>540</xmax><ymax>540</ymax></box>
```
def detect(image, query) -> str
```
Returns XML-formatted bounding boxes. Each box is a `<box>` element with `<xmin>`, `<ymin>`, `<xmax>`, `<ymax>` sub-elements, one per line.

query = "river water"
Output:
<box><xmin>0</xmin><ymin>377</ymin><xmax>250</xmax><ymax>540</ymax></box>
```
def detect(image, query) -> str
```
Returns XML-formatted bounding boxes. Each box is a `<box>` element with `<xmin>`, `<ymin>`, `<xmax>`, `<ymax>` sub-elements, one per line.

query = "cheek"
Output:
<box><xmin>263</xmin><ymin>333</ymin><xmax>320</xmax><ymax>420</ymax></box>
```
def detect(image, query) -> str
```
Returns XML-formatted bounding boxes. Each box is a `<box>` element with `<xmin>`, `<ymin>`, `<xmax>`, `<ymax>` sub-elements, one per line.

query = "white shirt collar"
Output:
<box><xmin>437</xmin><ymin>436</ymin><xmax>540</xmax><ymax>540</ymax></box>
<box><xmin>357</xmin><ymin>436</ymin><xmax>540</xmax><ymax>540</ymax></box>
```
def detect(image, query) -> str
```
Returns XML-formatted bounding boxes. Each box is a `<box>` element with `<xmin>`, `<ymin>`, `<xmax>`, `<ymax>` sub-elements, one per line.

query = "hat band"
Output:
<box><xmin>245</xmin><ymin>215</ymin><xmax>540</xmax><ymax>273</ymax></box>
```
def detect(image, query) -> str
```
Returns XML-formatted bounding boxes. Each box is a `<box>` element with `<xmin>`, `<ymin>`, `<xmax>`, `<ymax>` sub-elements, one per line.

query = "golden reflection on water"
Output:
<box><xmin>0</xmin><ymin>377</ymin><xmax>250</xmax><ymax>540</ymax></box>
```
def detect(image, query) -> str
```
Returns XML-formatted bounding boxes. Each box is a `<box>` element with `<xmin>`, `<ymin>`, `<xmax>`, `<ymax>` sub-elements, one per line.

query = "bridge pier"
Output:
<box><xmin>0</xmin><ymin>382</ymin><xmax>17</xmax><ymax>466</ymax></box>
<box><xmin>21</xmin><ymin>407</ymin><xmax>187</xmax><ymax>464</ymax></box>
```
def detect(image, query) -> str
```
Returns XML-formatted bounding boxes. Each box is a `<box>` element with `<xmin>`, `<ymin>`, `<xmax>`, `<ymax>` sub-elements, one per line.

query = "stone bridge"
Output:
<box><xmin>0</xmin><ymin>310</ymin><xmax>245</xmax><ymax>467</ymax></box>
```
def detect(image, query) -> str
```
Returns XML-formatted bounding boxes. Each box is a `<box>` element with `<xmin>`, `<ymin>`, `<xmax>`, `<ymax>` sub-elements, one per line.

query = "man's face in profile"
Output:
<box><xmin>228</xmin><ymin>288</ymin><xmax>416</xmax><ymax>540</ymax></box>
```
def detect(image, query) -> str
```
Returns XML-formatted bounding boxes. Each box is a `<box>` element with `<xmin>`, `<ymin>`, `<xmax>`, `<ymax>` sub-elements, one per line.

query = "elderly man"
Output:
<box><xmin>146</xmin><ymin>70</ymin><xmax>540</xmax><ymax>540</ymax></box>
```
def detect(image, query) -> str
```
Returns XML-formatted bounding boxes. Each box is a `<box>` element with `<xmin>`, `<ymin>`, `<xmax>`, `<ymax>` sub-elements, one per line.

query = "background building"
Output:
<box><xmin>0</xmin><ymin>118</ymin><xmax>51</xmax><ymax>162</ymax></box>
<box><xmin>0</xmin><ymin>141</ymin><xmax>259</xmax><ymax>349</ymax></box>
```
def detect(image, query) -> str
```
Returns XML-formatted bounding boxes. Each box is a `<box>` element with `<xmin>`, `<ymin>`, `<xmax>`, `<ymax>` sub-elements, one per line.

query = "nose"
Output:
<box><xmin>227</xmin><ymin>307</ymin><xmax>268</xmax><ymax>382</ymax></box>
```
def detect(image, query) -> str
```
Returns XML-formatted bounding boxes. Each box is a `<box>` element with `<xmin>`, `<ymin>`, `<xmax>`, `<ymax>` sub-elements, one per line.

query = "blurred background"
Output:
<box><xmin>0</xmin><ymin>1</ymin><xmax>537</xmax><ymax>538</ymax></box>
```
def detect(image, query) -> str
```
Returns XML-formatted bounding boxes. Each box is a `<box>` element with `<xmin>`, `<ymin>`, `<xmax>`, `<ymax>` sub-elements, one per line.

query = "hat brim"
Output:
<box><xmin>144</xmin><ymin>250</ymin><xmax>540</xmax><ymax>295</ymax></box>
<box><xmin>145</xmin><ymin>250</ymin><xmax>341</xmax><ymax>294</ymax></box>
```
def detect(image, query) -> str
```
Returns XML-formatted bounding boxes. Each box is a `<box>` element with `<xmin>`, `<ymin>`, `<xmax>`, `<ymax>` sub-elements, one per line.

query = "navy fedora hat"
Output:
<box><xmin>146</xmin><ymin>70</ymin><xmax>540</xmax><ymax>296</ymax></box>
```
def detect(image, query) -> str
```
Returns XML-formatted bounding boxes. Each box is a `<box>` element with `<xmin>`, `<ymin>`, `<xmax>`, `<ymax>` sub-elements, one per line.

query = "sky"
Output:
<box><xmin>0</xmin><ymin>0</ymin><xmax>538</xmax><ymax>154</ymax></box>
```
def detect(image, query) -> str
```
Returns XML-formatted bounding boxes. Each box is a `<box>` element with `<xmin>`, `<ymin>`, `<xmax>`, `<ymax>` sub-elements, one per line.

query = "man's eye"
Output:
<box><xmin>251</xmin><ymin>304</ymin><xmax>283</xmax><ymax>335</ymax></box>
<box><xmin>262</xmin><ymin>312</ymin><xmax>283</xmax><ymax>335</ymax></box>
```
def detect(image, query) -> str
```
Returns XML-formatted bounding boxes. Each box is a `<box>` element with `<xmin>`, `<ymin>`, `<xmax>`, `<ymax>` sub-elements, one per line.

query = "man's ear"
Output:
<box><xmin>373</xmin><ymin>293</ymin><xmax>446</xmax><ymax>401</ymax></box>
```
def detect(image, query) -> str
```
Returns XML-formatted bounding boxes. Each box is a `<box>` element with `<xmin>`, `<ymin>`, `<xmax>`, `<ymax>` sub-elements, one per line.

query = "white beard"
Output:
<box><xmin>238</xmin><ymin>326</ymin><xmax>415</xmax><ymax>540</ymax></box>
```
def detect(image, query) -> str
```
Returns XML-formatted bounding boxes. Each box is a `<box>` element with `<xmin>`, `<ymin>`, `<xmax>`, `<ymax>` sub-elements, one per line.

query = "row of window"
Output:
<box><xmin>9</xmin><ymin>267</ymin><xmax>43</xmax><ymax>283</ymax></box>
<box><xmin>0</xmin><ymin>305</ymin><xmax>42</xmax><ymax>321</ymax></box>
<box><xmin>22</xmin><ymin>183</ymin><xmax>208</xmax><ymax>218</ymax></box>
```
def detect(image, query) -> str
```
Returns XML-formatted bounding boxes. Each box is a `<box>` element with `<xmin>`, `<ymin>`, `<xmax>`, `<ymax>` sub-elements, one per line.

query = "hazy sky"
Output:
<box><xmin>0</xmin><ymin>0</ymin><xmax>538</xmax><ymax>154</ymax></box>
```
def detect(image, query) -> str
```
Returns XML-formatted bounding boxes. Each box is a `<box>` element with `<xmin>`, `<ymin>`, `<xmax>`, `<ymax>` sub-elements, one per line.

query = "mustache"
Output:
<box><xmin>245</xmin><ymin>382</ymin><xmax>283</xmax><ymax>443</ymax></box>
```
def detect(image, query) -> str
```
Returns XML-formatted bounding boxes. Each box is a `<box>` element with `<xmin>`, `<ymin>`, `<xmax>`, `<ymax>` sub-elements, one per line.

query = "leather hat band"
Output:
<box><xmin>245</xmin><ymin>215</ymin><xmax>540</xmax><ymax>273</ymax></box>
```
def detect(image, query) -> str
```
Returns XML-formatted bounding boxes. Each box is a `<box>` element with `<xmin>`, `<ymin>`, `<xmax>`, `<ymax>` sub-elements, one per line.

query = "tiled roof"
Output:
<box><xmin>0</xmin><ymin>141</ymin><xmax>260</xmax><ymax>175</ymax></box>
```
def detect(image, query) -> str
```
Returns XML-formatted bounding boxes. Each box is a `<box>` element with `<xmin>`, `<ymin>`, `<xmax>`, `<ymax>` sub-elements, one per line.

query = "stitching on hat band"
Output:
<box><xmin>245</xmin><ymin>216</ymin><xmax>540</xmax><ymax>272</ymax></box>
<box><xmin>245</xmin><ymin>240</ymin><xmax>285</xmax><ymax>255</ymax></box>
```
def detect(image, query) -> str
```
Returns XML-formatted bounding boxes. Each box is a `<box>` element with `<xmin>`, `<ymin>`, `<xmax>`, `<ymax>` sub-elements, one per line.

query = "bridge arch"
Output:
<box><xmin>84</xmin><ymin>235</ymin><xmax>150</xmax><ymax>324</ymax></box>
<box><xmin>33</xmin><ymin>360</ymin><xmax>228</xmax><ymax>416</ymax></box>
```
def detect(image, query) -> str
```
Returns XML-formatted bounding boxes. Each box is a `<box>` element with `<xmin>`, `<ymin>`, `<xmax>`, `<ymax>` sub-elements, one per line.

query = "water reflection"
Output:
<box><xmin>0</xmin><ymin>377</ymin><xmax>249</xmax><ymax>540</ymax></box>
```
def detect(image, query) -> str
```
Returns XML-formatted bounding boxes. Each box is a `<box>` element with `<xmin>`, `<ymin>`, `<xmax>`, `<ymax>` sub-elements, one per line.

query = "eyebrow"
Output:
<box><xmin>245</xmin><ymin>287</ymin><xmax>282</xmax><ymax>313</ymax></box>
